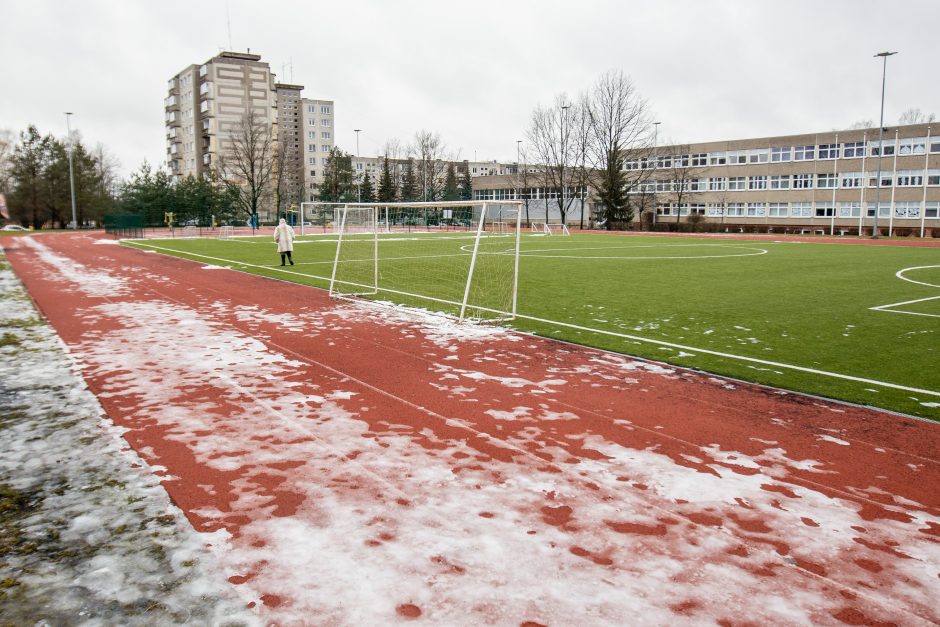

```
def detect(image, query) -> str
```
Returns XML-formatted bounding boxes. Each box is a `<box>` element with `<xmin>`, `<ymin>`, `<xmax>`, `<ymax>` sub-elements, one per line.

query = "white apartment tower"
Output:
<box><xmin>301</xmin><ymin>98</ymin><xmax>335</xmax><ymax>201</ymax></box>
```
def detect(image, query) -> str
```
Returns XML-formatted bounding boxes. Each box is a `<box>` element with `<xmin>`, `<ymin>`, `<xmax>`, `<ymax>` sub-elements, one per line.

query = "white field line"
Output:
<box><xmin>125</xmin><ymin>241</ymin><xmax>940</xmax><ymax>399</ymax></box>
<box><xmin>870</xmin><ymin>295</ymin><xmax>940</xmax><ymax>319</ymax></box>
<box><xmin>870</xmin><ymin>265</ymin><xmax>940</xmax><ymax>318</ymax></box>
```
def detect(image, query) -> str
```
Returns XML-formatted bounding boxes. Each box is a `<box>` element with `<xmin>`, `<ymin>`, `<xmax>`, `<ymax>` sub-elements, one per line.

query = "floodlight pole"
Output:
<box><xmin>871</xmin><ymin>51</ymin><xmax>897</xmax><ymax>239</ymax></box>
<box><xmin>354</xmin><ymin>129</ymin><xmax>362</xmax><ymax>202</ymax></box>
<box><xmin>65</xmin><ymin>112</ymin><xmax>78</xmax><ymax>229</ymax></box>
<box><xmin>560</xmin><ymin>104</ymin><xmax>571</xmax><ymax>227</ymax></box>
<box><xmin>652</xmin><ymin>122</ymin><xmax>661</xmax><ymax>227</ymax></box>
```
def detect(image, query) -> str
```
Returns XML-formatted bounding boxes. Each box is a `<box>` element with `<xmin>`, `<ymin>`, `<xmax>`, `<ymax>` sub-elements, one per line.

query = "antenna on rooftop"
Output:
<box><xmin>226</xmin><ymin>0</ymin><xmax>233</xmax><ymax>50</ymax></box>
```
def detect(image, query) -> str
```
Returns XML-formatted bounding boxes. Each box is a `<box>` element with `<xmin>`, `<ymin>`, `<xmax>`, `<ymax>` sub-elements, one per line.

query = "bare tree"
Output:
<box><xmin>412</xmin><ymin>130</ymin><xmax>448</xmax><ymax>201</ymax></box>
<box><xmin>847</xmin><ymin>119</ymin><xmax>874</xmax><ymax>130</ymax></box>
<box><xmin>898</xmin><ymin>108</ymin><xmax>936</xmax><ymax>125</ymax></box>
<box><xmin>270</xmin><ymin>133</ymin><xmax>289</xmax><ymax>219</ymax></box>
<box><xmin>0</xmin><ymin>128</ymin><xmax>14</xmax><ymax>195</ymax></box>
<box><xmin>215</xmin><ymin>110</ymin><xmax>276</xmax><ymax>225</ymax></box>
<box><xmin>584</xmin><ymin>70</ymin><xmax>652</xmax><ymax>229</ymax></box>
<box><xmin>665</xmin><ymin>144</ymin><xmax>699</xmax><ymax>225</ymax></box>
<box><xmin>527</xmin><ymin>94</ymin><xmax>586</xmax><ymax>226</ymax></box>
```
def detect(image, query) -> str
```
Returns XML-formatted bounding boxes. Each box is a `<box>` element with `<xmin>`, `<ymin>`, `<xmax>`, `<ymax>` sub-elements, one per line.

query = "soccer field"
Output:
<box><xmin>124</xmin><ymin>232</ymin><xmax>940</xmax><ymax>419</ymax></box>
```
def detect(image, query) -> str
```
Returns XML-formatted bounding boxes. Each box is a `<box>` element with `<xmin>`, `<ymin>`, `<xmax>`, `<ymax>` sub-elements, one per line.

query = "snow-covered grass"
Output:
<box><xmin>0</xmin><ymin>251</ymin><xmax>254</xmax><ymax>626</ymax></box>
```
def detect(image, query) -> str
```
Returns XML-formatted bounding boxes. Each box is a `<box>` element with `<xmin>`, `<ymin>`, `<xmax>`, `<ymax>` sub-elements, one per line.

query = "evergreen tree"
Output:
<box><xmin>594</xmin><ymin>147</ymin><xmax>629</xmax><ymax>228</ymax></box>
<box><xmin>359</xmin><ymin>173</ymin><xmax>376</xmax><ymax>203</ymax></box>
<box><xmin>9</xmin><ymin>126</ymin><xmax>50</xmax><ymax>228</ymax></box>
<box><xmin>400</xmin><ymin>159</ymin><xmax>417</xmax><ymax>202</ymax></box>
<box><xmin>459</xmin><ymin>166</ymin><xmax>472</xmax><ymax>201</ymax></box>
<box><xmin>377</xmin><ymin>156</ymin><xmax>397</xmax><ymax>202</ymax></box>
<box><xmin>443</xmin><ymin>161</ymin><xmax>459</xmax><ymax>201</ymax></box>
<box><xmin>318</xmin><ymin>147</ymin><xmax>355</xmax><ymax>202</ymax></box>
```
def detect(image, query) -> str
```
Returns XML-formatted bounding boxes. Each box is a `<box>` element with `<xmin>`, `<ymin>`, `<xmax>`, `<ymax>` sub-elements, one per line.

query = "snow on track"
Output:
<box><xmin>4</xmin><ymin>233</ymin><xmax>940</xmax><ymax>626</ymax></box>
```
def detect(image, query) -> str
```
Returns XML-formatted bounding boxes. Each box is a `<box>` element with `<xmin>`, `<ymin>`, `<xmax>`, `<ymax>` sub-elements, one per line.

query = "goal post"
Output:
<box><xmin>544</xmin><ymin>222</ymin><xmax>571</xmax><ymax>236</ymax></box>
<box><xmin>329</xmin><ymin>201</ymin><xmax>523</xmax><ymax>322</ymax></box>
<box><xmin>217</xmin><ymin>225</ymin><xmax>235</xmax><ymax>239</ymax></box>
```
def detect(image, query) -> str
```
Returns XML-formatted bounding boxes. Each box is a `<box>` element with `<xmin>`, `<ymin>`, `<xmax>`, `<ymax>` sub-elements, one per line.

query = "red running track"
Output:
<box><xmin>4</xmin><ymin>232</ymin><xmax>940</xmax><ymax>626</ymax></box>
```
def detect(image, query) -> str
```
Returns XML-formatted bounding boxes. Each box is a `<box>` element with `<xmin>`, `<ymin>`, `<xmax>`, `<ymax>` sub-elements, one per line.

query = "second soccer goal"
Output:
<box><xmin>328</xmin><ymin>201</ymin><xmax>523</xmax><ymax>322</ymax></box>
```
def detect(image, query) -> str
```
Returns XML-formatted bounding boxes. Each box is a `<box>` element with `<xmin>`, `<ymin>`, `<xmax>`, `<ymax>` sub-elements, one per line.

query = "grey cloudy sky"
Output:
<box><xmin>2</xmin><ymin>0</ymin><xmax>937</xmax><ymax>176</ymax></box>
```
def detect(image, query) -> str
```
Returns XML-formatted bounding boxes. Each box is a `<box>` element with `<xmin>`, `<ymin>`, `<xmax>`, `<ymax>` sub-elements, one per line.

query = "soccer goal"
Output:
<box><xmin>543</xmin><ymin>222</ymin><xmax>570</xmax><ymax>236</ymax></box>
<box><xmin>218</xmin><ymin>226</ymin><xmax>235</xmax><ymax>239</ymax></box>
<box><xmin>329</xmin><ymin>201</ymin><xmax>523</xmax><ymax>322</ymax></box>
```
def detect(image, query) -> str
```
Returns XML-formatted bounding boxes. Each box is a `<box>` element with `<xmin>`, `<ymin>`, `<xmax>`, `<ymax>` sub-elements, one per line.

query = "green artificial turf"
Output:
<box><xmin>124</xmin><ymin>232</ymin><xmax>940</xmax><ymax>419</ymax></box>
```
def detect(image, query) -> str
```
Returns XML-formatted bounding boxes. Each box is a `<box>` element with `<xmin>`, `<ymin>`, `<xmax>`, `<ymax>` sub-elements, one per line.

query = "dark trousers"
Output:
<box><xmin>280</xmin><ymin>251</ymin><xmax>294</xmax><ymax>265</ymax></box>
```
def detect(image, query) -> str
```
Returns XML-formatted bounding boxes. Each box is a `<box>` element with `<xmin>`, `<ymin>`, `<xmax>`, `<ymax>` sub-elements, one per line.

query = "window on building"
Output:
<box><xmin>321</xmin><ymin>119</ymin><xmax>331</xmax><ymax>126</ymax></box>
<box><xmin>308</xmin><ymin>105</ymin><xmax>316</xmax><ymax>113</ymax></box>
<box><xmin>706</xmin><ymin>203</ymin><xmax>725</xmax><ymax>216</ymax></box>
<box><xmin>709</xmin><ymin>152</ymin><xmax>727</xmax><ymax>165</ymax></box>
<box><xmin>708</xmin><ymin>177</ymin><xmax>726</xmax><ymax>191</ymax></box>
<box><xmin>865</xmin><ymin>203</ymin><xmax>890</xmax><ymax>218</ymax></box>
<box><xmin>770</xmin><ymin>175</ymin><xmax>791</xmax><ymax>189</ymax></box>
<box><xmin>320</xmin><ymin>105</ymin><xmax>332</xmax><ymax>114</ymax></box>
<box><xmin>690</xmin><ymin>153</ymin><xmax>707</xmax><ymax>167</ymax></box>
<box><xmin>309</xmin><ymin>170</ymin><xmax>316</xmax><ymax>177</ymax></box>
<box><xmin>321</xmin><ymin>132</ymin><xmax>331</xmax><ymax>139</ymax></box>
<box><xmin>657</xmin><ymin>155</ymin><xmax>673</xmax><ymax>169</ymax></box>
<box><xmin>322</xmin><ymin>158</ymin><xmax>328</xmax><ymax>165</ymax></box>
<box><xmin>748</xmin><ymin>175</ymin><xmax>767</xmax><ymax>190</ymax></box>
<box><xmin>321</xmin><ymin>145</ymin><xmax>329</xmax><ymax>152</ymax></box>
<box><xmin>727</xmin><ymin>150</ymin><xmax>747</xmax><ymax>164</ymax></box>
<box><xmin>771</xmin><ymin>146</ymin><xmax>792</xmax><ymax>162</ymax></box>
<box><xmin>309</xmin><ymin>157</ymin><xmax>316</xmax><ymax>164</ymax></box>
<box><xmin>843</xmin><ymin>141</ymin><xmax>865</xmax><ymax>158</ymax></box>
<box><xmin>794</xmin><ymin>145</ymin><xmax>815</xmax><ymax>160</ymax></box>
<box><xmin>894</xmin><ymin>201</ymin><xmax>921</xmax><ymax>218</ymax></box>
<box><xmin>690</xmin><ymin>179</ymin><xmax>706</xmax><ymax>191</ymax></box>
<box><xmin>817</xmin><ymin>173</ymin><xmax>837</xmax><ymax>188</ymax></box>
<box><xmin>726</xmin><ymin>203</ymin><xmax>745</xmax><ymax>216</ymax></box>
<box><xmin>815</xmin><ymin>202</ymin><xmax>835</xmax><ymax>217</ymax></box>
<box><xmin>870</xmin><ymin>140</ymin><xmax>896</xmax><ymax>156</ymax></box>
<box><xmin>746</xmin><ymin>203</ymin><xmax>766</xmax><ymax>217</ymax></box>
<box><xmin>931</xmin><ymin>139</ymin><xmax>940</xmax><ymax>153</ymax></box>
<box><xmin>308</xmin><ymin>144</ymin><xmax>316</xmax><ymax>152</ymax></box>
<box><xmin>839</xmin><ymin>202</ymin><xmax>861</xmax><ymax>217</ymax></box>
<box><xmin>792</xmin><ymin>174</ymin><xmax>813</xmax><ymax>189</ymax></box>
<box><xmin>655</xmin><ymin>179</ymin><xmax>672</xmax><ymax>193</ymax></box>
<box><xmin>768</xmin><ymin>203</ymin><xmax>788</xmax><ymax>217</ymax></box>
<box><xmin>925</xmin><ymin>202</ymin><xmax>939</xmax><ymax>218</ymax></box>
<box><xmin>841</xmin><ymin>172</ymin><xmax>863</xmax><ymax>188</ymax></box>
<box><xmin>818</xmin><ymin>143</ymin><xmax>839</xmax><ymax>159</ymax></box>
<box><xmin>790</xmin><ymin>202</ymin><xmax>812</xmax><ymax>217</ymax></box>
<box><xmin>898</xmin><ymin>137</ymin><xmax>926</xmax><ymax>155</ymax></box>
<box><xmin>728</xmin><ymin>176</ymin><xmax>746</xmax><ymax>191</ymax></box>
<box><xmin>748</xmin><ymin>149</ymin><xmax>769</xmax><ymax>163</ymax></box>
<box><xmin>928</xmin><ymin>170</ymin><xmax>940</xmax><ymax>185</ymax></box>
<box><xmin>308</xmin><ymin>131</ymin><xmax>316</xmax><ymax>139</ymax></box>
<box><xmin>867</xmin><ymin>173</ymin><xmax>893</xmax><ymax>187</ymax></box>
<box><xmin>896</xmin><ymin>171</ymin><xmax>924</xmax><ymax>186</ymax></box>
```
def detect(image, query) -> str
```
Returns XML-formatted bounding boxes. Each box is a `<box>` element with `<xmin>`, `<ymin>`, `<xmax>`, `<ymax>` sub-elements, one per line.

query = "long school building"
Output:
<box><xmin>471</xmin><ymin>123</ymin><xmax>940</xmax><ymax>236</ymax></box>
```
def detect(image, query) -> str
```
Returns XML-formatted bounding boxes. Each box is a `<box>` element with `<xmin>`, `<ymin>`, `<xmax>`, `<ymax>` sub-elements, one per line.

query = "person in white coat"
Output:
<box><xmin>273</xmin><ymin>218</ymin><xmax>295</xmax><ymax>266</ymax></box>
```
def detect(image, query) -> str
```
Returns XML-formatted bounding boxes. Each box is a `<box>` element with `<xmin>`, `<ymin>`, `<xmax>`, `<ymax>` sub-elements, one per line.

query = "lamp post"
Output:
<box><xmin>354</xmin><ymin>128</ymin><xmax>362</xmax><ymax>202</ymax></box>
<box><xmin>560</xmin><ymin>104</ymin><xmax>571</xmax><ymax>226</ymax></box>
<box><xmin>871</xmin><ymin>51</ymin><xmax>897</xmax><ymax>238</ymax></box>
<box><xmin>65</xmin><ymin>112</ymin><xmax>78</xmax><ymax>229</ymax></box>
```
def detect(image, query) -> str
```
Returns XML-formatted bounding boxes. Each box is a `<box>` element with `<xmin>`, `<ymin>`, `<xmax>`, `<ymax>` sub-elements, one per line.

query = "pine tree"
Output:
<box><xmin>377</xmin><ymin>156</ymin><xmax>397</xmax><ymax>202</ymax></box>
<box><xmin>459</xmin><ymin>166</ymin><xmax>472</xmax><ymax>201</ymax></box>
<box><xmin>400</xmin><ymin>159</ymin><xmax>417</xmax><ymax>202</ymax></box>
<box><xmin>318</xmin><ymin>147</ymin><xmax>355</xmax><ymax>202</ymax></box>
<box><xmin>359</xmin><ymin>173</ymin><xmax>376</xmax><ymax>203</ymax></box>
<box><xmin>443</xmin><ymin>161</ymin><xmax>459</xmax><ymax>201</ymax></box>
<box><xmin>595</xmin><ymin>147</ymin><xmax>629</xmax><ymax>229</ymax></box>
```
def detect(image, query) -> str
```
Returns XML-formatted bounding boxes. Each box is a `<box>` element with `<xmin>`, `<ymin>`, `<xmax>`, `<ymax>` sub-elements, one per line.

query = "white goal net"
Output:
<box><xmin>328</xmin><ymin>201</ymin><xmax>522</xmax><ymax>321</ymax></box>
<box><xmin>217</xmin><ymin>225</ymin><xmax>235</xmax><ymax>239</ymax></box>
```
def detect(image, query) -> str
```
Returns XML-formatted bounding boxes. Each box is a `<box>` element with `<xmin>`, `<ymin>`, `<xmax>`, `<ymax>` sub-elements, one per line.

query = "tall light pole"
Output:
<box><xmin>515</xmin><ymin>139</ymin><xmax>522</xmax><ymax>193</ymax></box>
<box><xmin>560</xmin><ymin>104</ymin><xmax>571</xmax><ymax>226</ymax></box>
<box><xmin>65</xmin><ymin>112</ymin><xmax>78</xmax><ymax>229</ymax></box>
<box><xmin>871</xmin><ymin>51</ymin><xmax>897</xmax><ymax>238</ymax></box>
<box><xmin>354</xmin><ymin>128</ymin><xmax>362</xmax><ymax>202</ymax></box>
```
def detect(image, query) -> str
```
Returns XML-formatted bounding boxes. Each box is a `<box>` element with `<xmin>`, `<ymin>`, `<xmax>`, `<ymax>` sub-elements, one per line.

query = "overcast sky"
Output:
<box><xmin>2</xmin><ymin>0</ymin><xmax>938</xmax><ymax>177</ymax></box>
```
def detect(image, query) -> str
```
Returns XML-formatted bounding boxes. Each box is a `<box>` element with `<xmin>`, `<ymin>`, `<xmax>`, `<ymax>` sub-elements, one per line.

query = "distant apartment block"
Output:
<box><xmin>166</xmin><ymin>51</ymin><xmax>335</xmax><ymax>216</ymax></box>
<box><xmin>302</xmin><ymin>99</ymin><xmax>335</xmax><ymax>201</ymax></box>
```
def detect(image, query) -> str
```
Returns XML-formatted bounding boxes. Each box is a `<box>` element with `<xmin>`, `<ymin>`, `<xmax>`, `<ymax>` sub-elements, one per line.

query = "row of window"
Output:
<box><xmin>306</xmin><ymin>105</ymin><xmax>332</xmax><ymax>114</ymax></box>
<box><xmin>634</xmin><ymin>170</ymin><xmax>940</xmax><ymax>193</ymax></box>
<box><xmin>473</xmin><ymin>187</ymin><xmax>588</xmax><ymax>201</ymax></box>
<box><xmin>307</xmin><ymin>144</ymin><xmax>332</xmax><ymax>153</ymax></box>
<box><xmin>306</xmin><ymin>118</ymin><xmax>332</xmax><ymax>127</ymax></box>
<box><xmin>624</xmin><ymin>137</ymin><xmax>940</xmax><ymax>170</ymax></box>
<box><xmin>307</xmin><ymin>131</ymin><xmax>332</xmax><ymax>140</ymax></box>
<box><xmin>655</xmin><ymin>201</ymin><xmax>940</xmax><ymax>219</ymax></box>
